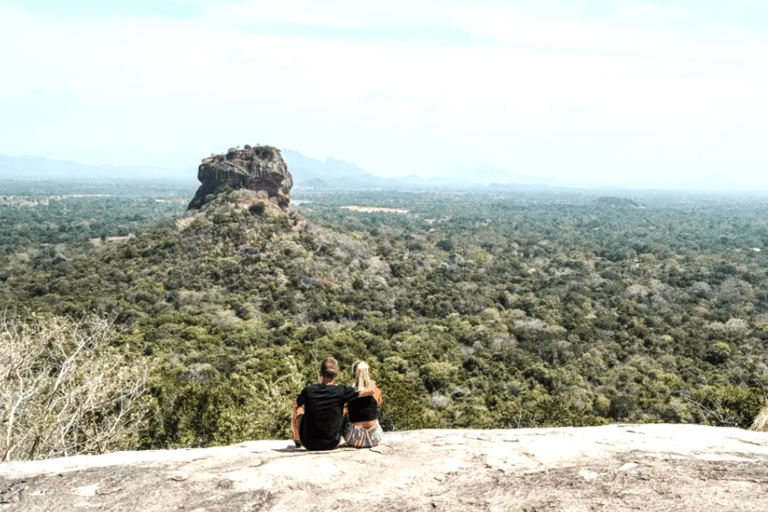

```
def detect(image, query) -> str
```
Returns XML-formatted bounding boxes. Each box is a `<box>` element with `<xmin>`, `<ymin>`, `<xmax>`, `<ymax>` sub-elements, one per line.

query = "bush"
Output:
<box><xmin>0</xmin><ymin>315</ymin><xmax>151</xmax><ymax>461</ymax></box>
<box><xmin>419</xmin><ymin>362</ymin><xmax>458</xmax><ymax>393</ymax></box>
<box><xmin>378</xmin><ymin>373</ymin><xmax>433</xmax><ymax>431</ymax></box>
<box><xmin>683</xmin><ymin>386</ymin><xmax>764</xmax><ymax>428</ymax></box>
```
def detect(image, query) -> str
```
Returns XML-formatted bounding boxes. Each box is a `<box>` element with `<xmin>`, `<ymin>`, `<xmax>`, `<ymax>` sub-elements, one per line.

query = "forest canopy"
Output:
<box><xmin>2</xmin><ymin>180</ymin><xmax>768</xmax><ymax>460</ymax></box>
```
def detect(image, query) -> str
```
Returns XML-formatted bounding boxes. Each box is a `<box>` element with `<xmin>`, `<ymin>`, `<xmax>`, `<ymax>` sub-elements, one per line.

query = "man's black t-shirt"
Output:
<box><xmin>297</xmin><ymin>383</ymin><xmax>359</xmax><ymax>451</ymax></box>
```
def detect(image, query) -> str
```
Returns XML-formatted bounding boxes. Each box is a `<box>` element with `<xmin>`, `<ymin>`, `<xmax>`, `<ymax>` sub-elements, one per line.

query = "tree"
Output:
<box><xmin>0</xmin><ymin>315</ymin><xmax>151</xmax><ymax>461</ymax></box>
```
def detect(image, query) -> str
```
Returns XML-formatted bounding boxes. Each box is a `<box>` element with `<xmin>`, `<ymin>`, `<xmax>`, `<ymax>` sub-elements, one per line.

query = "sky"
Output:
<box><xmin>1</xmin><ymin>0</ymin><xmax>767</xmax><ymax>186</ymax></box>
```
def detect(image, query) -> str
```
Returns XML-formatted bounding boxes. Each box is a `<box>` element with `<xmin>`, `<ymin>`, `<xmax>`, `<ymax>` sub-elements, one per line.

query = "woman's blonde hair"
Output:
<box><xmin>352</xmin><ymin>361</ymin><xmax>373</xmax><ymax>390</ymax></box>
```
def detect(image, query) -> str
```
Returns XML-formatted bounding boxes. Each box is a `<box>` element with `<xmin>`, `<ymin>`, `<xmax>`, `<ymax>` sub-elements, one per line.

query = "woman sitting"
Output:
<box><xmin>343</xmin><ymin>361</ymin><xmax>383</xmax><ymax>448</ymax></box>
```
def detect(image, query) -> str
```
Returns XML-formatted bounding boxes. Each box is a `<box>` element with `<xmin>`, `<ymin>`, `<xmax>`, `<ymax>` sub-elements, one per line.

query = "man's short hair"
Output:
<box><xmin>320</xmin><ymin>357</ymin><xmax>339</xmax><ymax>380</ymax></box>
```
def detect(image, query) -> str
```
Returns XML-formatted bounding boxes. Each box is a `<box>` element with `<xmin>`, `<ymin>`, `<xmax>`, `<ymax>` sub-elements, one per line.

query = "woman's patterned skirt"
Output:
<box><xmin>343</xmin><ymin>420</ymin><xmax>383</xmax><ymax>448</ymax></box>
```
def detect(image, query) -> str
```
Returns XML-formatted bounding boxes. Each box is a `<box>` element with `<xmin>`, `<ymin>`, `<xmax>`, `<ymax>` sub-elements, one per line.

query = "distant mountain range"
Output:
<box><xmin>0</xmin><ymin>151</ymin><xmax>493</xmax><ymax>190</ymax></box>
<box><xmin>0</xmin><ymin>151</ymin><xmax>761</xmax><ymax>192</ymax></box>
<box><xmin>0</xmin><ymin>155</ymin><xmax>195</xmax><ymax>182</ymax></box>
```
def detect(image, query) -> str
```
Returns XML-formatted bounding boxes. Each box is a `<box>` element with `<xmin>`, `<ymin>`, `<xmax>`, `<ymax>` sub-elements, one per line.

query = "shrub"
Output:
<box><xmin>419</xmin><ymin>362</ymin><xmax>457</xmax><ymax>393</ymax></box>
<box><xmin>0</xmin><ymin>315</ymin><xmax>151</xmax><ymax>461</ymax></box>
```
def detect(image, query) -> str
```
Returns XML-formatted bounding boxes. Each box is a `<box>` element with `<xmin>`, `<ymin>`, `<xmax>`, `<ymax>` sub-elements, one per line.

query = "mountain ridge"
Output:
<box><xmin>2</xmin><ymin>152</ymin><xmax>761</xmax><ymax>191</ymax></box>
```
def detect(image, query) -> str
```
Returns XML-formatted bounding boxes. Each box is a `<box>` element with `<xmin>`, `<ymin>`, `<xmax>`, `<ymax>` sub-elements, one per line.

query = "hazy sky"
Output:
<box><xmin>1</xmin><ymin>0</ymin><xmax>767</xmax><ymax>185</ymax></box>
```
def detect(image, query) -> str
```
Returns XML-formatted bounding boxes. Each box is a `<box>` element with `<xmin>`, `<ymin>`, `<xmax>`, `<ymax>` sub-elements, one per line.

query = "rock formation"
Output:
<box><xmin>2</xmin><ymin>424</ymin><xmax>768</xmax><ymax>511</ymax></box>
<box><xmin>188</xmin><ymin>145</ymin><xmax>293</xmax><ymax>210</ymax></box>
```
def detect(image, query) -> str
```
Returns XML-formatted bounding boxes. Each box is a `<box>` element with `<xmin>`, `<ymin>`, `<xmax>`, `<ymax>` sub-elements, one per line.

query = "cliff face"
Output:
<box><xmin>2</xmin><ymin>424</ymin><xmax>768</xmax><ymax>511</ymax></box>
<box><xmin>188</xmin><ymin>145</ymin><xmax>293</xmax><ymax>210</ymax></box>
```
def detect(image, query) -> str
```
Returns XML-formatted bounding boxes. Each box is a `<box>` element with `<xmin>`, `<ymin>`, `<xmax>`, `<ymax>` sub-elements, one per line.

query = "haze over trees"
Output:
<box><xmin>2</xmin><ymin>179</ymin><xmax>768</xmax><ymax>460</ymax></box>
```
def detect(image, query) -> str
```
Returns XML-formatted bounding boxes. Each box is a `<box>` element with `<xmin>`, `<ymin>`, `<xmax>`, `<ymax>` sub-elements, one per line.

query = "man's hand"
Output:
<box><xmin>359</xmin><ymin>381</ymin><xmax>377</xmax><ymax>397</ymax></box>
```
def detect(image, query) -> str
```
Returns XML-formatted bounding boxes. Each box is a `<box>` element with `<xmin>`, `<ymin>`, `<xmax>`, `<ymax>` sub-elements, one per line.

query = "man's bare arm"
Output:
<box><xmin>291</xmin><ymin>399</ymin><xmax>303</xmax><ymax>443</ymax></box>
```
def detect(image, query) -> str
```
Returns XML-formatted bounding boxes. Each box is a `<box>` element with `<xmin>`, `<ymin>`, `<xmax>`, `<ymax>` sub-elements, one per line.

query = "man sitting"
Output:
<box><xmin>291</xmin><ymin>357</ymin><xmax>376</xmax><ymax>451</ymax></box>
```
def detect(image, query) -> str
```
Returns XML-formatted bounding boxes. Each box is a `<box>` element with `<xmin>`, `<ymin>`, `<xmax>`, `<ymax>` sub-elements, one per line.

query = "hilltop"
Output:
<box><xmin>2</xmin><ymin>424</ymin><xmax>768</xmax><ymax>511</ymax></box>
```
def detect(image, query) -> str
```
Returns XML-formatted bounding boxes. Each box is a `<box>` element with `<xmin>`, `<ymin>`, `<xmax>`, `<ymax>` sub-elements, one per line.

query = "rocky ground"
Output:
<box><xmin>2</xmin><ymin>424</ymin><xmax>768</xmax><ymax>511</ymax></box>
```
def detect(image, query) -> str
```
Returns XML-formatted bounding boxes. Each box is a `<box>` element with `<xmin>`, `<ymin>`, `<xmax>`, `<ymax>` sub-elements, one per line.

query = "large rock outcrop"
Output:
<box><xmin>2</xmin><ymin>424</ymin><xmax>768</xmax><ymax>511</ymax></box>
<box><xmin>188</xmin><ymin>145</ymin><xmax>293</xmax><ymax>210</ymax></box>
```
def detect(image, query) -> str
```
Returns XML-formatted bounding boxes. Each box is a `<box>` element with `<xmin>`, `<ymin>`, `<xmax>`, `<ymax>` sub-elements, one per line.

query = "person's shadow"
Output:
<box><xmin>270</xmin><ymin>444</ymin><xmax>362</xmax><ymax>454</ymax></box>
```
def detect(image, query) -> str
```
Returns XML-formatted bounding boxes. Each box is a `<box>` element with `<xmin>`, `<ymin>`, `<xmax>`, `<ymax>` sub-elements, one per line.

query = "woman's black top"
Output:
<box><xmin>347</xmin><ymin>394</ymin><xmax>378</xmax><ymax>422</ymax></box>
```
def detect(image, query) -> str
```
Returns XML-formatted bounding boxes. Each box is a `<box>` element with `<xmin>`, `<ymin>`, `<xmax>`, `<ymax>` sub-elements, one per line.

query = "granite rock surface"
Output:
<box><xmin>2</xmin><ymin>424</ymin><xmax>767</xmax><ymax>511</ymax></box>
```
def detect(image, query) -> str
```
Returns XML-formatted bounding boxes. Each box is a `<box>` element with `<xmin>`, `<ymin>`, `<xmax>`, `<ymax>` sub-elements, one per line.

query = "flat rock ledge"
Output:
<box><xmin>2</xmin><ymin>424</ymin><xmax>768</xmax><ymax>511</ymax></box>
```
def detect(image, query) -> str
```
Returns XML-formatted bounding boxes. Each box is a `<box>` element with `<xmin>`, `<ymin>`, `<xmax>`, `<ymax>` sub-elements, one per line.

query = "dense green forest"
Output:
<box><xmin>0</xmin><ymin>180</ymin><xmax>195</xmax><ymax>252</ymax></box>
<box><xmin>2</xmin><ymin>179</ymin><xmax>768</xmax><ymax>460</ymax></box>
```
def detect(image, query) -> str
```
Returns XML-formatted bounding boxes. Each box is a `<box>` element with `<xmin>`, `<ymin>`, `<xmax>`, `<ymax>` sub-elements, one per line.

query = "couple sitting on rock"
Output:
<box><xmin>291</xmin><ymin>357</ymin><xmax>383</xmax><ymax>451</ymax></box>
